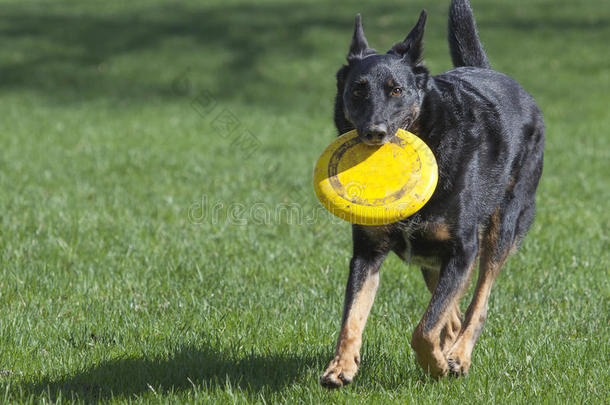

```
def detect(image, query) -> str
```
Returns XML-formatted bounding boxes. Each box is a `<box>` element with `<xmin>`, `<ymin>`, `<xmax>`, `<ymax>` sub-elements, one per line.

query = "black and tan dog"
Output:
<box><xmin>320</xmin><ymin>0</ymin><xmax>544</xmax><ymax>387</ymax></box>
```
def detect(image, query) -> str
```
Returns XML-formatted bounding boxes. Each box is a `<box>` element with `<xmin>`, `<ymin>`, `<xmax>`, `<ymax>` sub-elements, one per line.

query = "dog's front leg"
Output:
<box><xmin>320</xmin><ymin>226</ymin><xmax>390</xmax><ymax>388</ymax></box>
<box><xmin>411</xmin><ymin>236</ymin><xmax>478</xmax><ymax>378</ymax></box>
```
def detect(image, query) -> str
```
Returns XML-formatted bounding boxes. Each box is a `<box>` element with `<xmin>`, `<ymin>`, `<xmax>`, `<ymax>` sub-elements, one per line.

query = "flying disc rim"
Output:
<box><xmin>313</xmin><ymin>129</ymin><xmax>438</xmax><ymax>225</ymax></box>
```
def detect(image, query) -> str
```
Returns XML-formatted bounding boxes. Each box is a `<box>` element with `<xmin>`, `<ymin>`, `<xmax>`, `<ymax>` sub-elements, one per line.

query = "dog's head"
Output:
<box><xmin>335</xmin><ymin>11</ymin><xmax>429</xmax><ymax>145</ymax></box>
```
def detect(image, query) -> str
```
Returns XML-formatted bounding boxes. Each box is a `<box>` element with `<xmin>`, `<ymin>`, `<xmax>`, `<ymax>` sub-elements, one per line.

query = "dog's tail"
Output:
<box><xmin>448</xmin><ymin>0</ymin><xmax>490</xmax><ymax>68</ymax></box>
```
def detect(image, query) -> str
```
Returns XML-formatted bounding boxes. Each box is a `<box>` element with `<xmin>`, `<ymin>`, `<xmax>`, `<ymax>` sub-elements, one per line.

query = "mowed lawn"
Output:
<box><xmin>0</xmin><ymin>0</ymin><xmax>608</xmax><ymax>403</ymax></box>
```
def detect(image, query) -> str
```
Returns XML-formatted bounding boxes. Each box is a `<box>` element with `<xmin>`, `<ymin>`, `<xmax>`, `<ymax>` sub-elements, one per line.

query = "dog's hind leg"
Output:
<box><xmin>445</xmin><ymin>209</ymin><xmax>513</xmax><ymax>376</ymax></box>
<box><xmin>320</xmin><ymin>225</ymin><xmax>391</xmax><ymax>388</ymax></box>
<box><xmin>411</xmin><ymin>232</ymin><xmax>478</xmax><ymax>378</ymax></box>
<box><xmin>421</xmin><ymin>267</ymin><xmax>463</xmax><ymax>353</ymax></box>
<box><xmin>445</xmin><ymin>121</ymin><xmax>544</xmax><ymax>377</ymax></box>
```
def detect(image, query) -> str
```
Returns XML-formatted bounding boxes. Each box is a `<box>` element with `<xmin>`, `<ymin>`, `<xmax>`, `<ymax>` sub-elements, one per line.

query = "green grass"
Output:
<box><xmin>0</xmin><ymin>0</ymin><xmax>608</xmax><ymax>403</ymax></box>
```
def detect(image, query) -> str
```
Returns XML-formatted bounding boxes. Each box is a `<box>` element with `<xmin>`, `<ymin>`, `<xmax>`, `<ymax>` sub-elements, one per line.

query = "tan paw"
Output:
<box><xmin>319</xmin><ymin>355</ymin><xmax>360</xmax><ymax>389</ymax></box>
<box><xmin>411</xmin><ymin>330</ymin><xmax>449</xmax><ymax>378</ymax></box>
<box><xmin>446</xmin><ymin>346</ymin><xmax>472</xmax><ymax>377</ymax></box>
<box><xmin>414</xmin><ymin>347</ymin><xmax>449</xmax><ymax>378</ymax></box>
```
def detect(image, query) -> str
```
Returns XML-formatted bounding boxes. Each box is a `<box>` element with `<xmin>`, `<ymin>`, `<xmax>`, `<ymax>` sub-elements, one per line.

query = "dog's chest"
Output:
<box><xmin>396</xmin><ymin>219</ymin><xmax>451</xmax><ymax>271</ymax></box>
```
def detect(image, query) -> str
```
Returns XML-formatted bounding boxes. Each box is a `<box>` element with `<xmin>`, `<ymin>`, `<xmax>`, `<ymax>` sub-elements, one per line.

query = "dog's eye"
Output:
<box><xmin>391</xmin><ymin>87</ymin><xmax>403</xmax><ymax>97</ymax></box>
<box><xmin>353</xmin><ymin>89</ymin><xmax>362</xmax><ymax>98</ymax></box>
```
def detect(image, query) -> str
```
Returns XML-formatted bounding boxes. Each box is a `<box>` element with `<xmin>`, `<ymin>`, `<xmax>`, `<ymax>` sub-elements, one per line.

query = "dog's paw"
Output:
<box><xmin>411</xmin><ymin>329</ymin><xmax>450</xmax><ymax>378</ymax></box>
<box><xmin>319</xmin><ymin>356</ymin><xmax>359</xmax><ymax>389</ymax></box>
<box><xmin>446</xmin><ymin>348</ymin><xmax>471</xmax><ymax>377</ymax></box>
<box><xmin>414</xmin><ymin>350</ymin><xmax>449</xmax><ymax>378</ymax></box>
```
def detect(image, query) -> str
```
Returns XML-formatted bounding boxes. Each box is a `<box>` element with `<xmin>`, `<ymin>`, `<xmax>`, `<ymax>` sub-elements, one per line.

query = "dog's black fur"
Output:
<box><xmin>320</xmin><ymin>0</ymin><xmax>544</xmax><ymax>387</ymax></box>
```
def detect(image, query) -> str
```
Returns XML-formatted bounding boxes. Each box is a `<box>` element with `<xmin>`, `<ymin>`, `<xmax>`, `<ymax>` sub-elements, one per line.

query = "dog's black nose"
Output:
<box><xmin>363</xmin><ymin>124</ymin><xmax>388</xmax><ymax>143</ymax></box>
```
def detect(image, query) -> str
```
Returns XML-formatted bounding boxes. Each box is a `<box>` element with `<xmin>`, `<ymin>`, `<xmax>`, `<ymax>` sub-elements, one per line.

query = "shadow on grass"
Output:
<box><xmin>0</xmin><ymin>1</ymin><xmax>606</xmax><ymax>106</ymax></box>
<box><xmin>0</xmin><ymin>1</ymin><xmax>356</xmax><ymax>106</ymax></box>
<box><xmin>21</xmin><ymin>344</ymin><xmax>325</xmax><ymax>402</ymax></box>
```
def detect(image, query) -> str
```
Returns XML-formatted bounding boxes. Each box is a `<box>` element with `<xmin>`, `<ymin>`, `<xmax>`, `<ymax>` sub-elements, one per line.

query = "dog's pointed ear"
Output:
<box><xmin>347</xmin><ymin>14</ymin><xmax>375</xmax><ymax>62</ymax></box>
<box><xmin>388</xmin><ymin>10</ymin><xmax>427</xmax><ymax>65</ymax></box>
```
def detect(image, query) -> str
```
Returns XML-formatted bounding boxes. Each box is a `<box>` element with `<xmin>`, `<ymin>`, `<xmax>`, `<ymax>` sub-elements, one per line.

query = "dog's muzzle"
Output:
<box><xmin>359</xmin><ymin>123</ymin><xmax>388</xmax><ymax>145</ymax></box>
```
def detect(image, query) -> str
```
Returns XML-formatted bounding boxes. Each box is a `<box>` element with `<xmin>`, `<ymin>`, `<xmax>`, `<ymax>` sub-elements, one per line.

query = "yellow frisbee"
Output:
<box><xmin>313</xmin><ymin>129</ymin><xmax>438</xmax><ymax>225</ymax></box>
